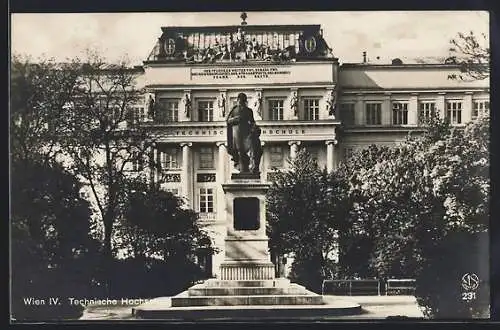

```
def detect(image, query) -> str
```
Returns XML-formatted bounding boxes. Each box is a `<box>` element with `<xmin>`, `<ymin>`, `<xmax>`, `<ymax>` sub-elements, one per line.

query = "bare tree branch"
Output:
<box><xmin>447</xmin><ymin>31</ymin><xmax>489</xmax><ymax>81</ymax></box>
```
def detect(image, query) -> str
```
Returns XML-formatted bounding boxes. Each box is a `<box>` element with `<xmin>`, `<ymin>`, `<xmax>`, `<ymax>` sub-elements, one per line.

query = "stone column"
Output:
<box><xmin>288</xmin><ymin>141</ymin><xmax>302</xmax><ymax>160</ymax></box>
<box><xmin>437</xmin><ymin>92</ymin><xmax>446</xmax><ymax>120</ymax></box>
<box><xmin>217</xmin><ymin>142</ymin><xmax>226</xmax><ymax>182</ymax></box>
<box><xmin>356</xmin><ymin>93</ymin><xmax>364</xmax><ymax>125</ymax></box>
<box><xmin>180</xmin><ymin>142</ymin><xmax>193</xmax><ymax>207</ymax></box>
<box><xmin>216</xmin><ymin>142</ymin><xmax>226</xmax><ymax>223</ymax></box>
<box><xmin>260</xmin><ymin>141</ymin><xmax>265</xmax><ymax>175</ymax></box>
<box><xmin>464</xmin><ymin>92</ymin><xmax>473</xmax><ymax>124</ymax></box>
<box><xmin>409</xmin><ymin>93</ymin><xmax>419</xmax><ymax>126</ymax></box>
<box><xmin>325</xmin><ymin>139</ymin><xmax>337</xmax><ymax>173</ymax></box>
<box><xmin>383</xmin><ymin>92</ymin><xmax>392</xmax><ymax>126</ymax></box>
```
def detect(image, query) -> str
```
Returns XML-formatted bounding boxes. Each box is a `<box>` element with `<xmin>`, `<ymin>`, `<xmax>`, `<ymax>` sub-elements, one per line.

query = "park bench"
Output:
<box><xmin>385</xmin><ymin>279</ymin><xmax>416</xmax><ymax>296</ymax></box>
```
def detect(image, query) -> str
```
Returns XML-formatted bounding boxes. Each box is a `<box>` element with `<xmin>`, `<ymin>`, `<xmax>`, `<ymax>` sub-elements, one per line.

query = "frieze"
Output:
<box><xmin>157</xmin><ymin>128</ymin><xmax>308</xmax><ymax>137</ymax></box>
<box><xmin>162</xmin><ymin>173</ymin><xmax>181</xmax><ymax>182</ymax></box>
<box><xmin>147</xmin><ymin>122</ymin><xmax>339</xmax><ymax>142</ymax></box>
<box><xmin>197</xmin><ymin>173</ymin><xmax>217</xmax><ymax>182</ymax></box>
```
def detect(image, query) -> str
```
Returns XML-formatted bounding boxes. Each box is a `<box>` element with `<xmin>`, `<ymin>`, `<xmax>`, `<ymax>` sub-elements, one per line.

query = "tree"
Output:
<box><xmin>11</xmin><ymin>159</ymin><xmax>100</xmax><ymax>320</ymax></box>
<box><xmin>117</xmin><ymin>177</ymin><xmax>216</xmax><ymax>261</ymax></box>
<box><xmin>11</xmin><ymin>51</ymin><xmax>159</xmax><ymax>295</ymax></box>
<box><xmin>56</xmin><ymin>52</ymin><xmax>158</xmax><ymax>282</ymax></box>
<box><xmin>110</xmin><ymin>178</ymin><xmax>217</xmax><ymax>297</ymax></box>
<box><xmin>10</xmin><ymin>54</ymin><xmax>101</xmax><ymax>320</ymax></box>
<box><xmin>10</xmin><ymin>54</ymin><xmax>81</xmax><ymax>165</ymax></box>
<box><xmin>335</xmin><ymin>144</ymin><xmax>394</xmax><ymax>278</ymax></box>
<box><xmin>447</xmin><ymin>31</ymin><xmax>489</xmax><ymax>81</ymax></box>
<box><xmin>339</xmin><ymin>116</ymin><xmax>489</xmax><ymax>317</ymax></box>
<box><xmin>266</xmin><ymin>149</ymin><xmax>350</xmax><ymax>292</ymax></box>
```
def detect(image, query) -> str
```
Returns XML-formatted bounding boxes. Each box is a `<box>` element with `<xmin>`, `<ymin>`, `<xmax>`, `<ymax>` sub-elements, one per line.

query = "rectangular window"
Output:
<box><xmin>161</xmin><ymin>148</ymin><xmax>180</xmax><ymax>169</ymax></box>
<box><xmin>446</xmin><ymin>101</ymin><xmax>463</xmax><ymax>124</ymax></box>
<box><xmin>418</xmin><ymin>102</ymin><xmax>436</xmax><ymax>124</ymax></box>
<box><xmin>199</xmin><ymin>147</ymin><xmax>215</xmax><ymax>169</ymax></box>
<box><xmin>166</xmin><ymin>100</ymin><xmax>179</xmax><ymax>122</ymax></box>
<box><xmin>269</xmin><ymin>99</ymin><xmax>284</xmax><ymax>121</ymax></box>
<box><xmin>304</xmin><ymin>99</ymin><xmax>320</xmax><ymax>121</ymax></box>
<box><xmin>269</xmin><ymin>146</ymin><xmax>284</xmax><ymax>168</ymax></box>
<box><xmin>198</xmin><ymin>100</ymin><xmax>214</xmax><ymax>122</ymax></box>
<box><xmin>340</xmin><ymin>103</ymin><xmax>355</xmax><ymax>126</ymax></box>
<box><xmin>365</xmin><ymin>103</ymin><xmax>382</xmax><ymax>125</ymax></box>
<box><xmin>157</xmin><ymin>99</ymin><xmax>179</xmax><ymax>123</ymax></box>
<box><xmin>199</xmin><ymin>188</ymin><xmax>214</xmax><ymax>213</ymax></box>
<box><xmin>472</xmin><ymin>100</ymin><xmax>489</xmax><ymax>120</ymax></box>
<box><xmin>392</xmin><ymin>102</ymin><xmax>409</xmax><ymax>125</ymax></box>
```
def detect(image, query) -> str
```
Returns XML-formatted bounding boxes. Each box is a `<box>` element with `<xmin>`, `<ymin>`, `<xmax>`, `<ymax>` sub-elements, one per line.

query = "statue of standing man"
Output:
<box><xmin>147</xmin><ymin>94</ymin><xmax>155</xmax><ymax>120</ymax></box>
<box><xmin>290</xmin><ymin>91</ymin><xmax>298</xmax><ymax>118</ymax></box>
<box><xmin>183</xmin><ymin>93</ymin><xmax>192</xmax><ymax>119</ymax></box>
<box><xmin>217</xmin><ymin>92</ymin><xmax>226</xmax><ymax>118</ymax></box>
<box><xmin>254</xmin><ymin>92</ymin><xmax>263</xmax><ymax>119</ymax></box>
<box><xmin>326</xmin><ymin>88</ymin><xmax>337</xmax><ymax>118</ymax></box>
<box><xmin>226</xmin><ymin>93</ymin><xmax>263</xmax><ymax>174</ymax></box>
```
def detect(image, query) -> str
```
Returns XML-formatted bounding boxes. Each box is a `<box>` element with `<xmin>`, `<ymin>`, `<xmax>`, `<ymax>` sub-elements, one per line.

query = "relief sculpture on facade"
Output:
<box><xmin>217</xmin><ymin>92</ymin><xmax>226</xmax><ymax>118</ymax></box>
<box><xmin>147</xmin><ymin>94</ymin><xmax>155</xmax><ymax>120</ymax></box>
<box><xmin>150</xmin><ymin>22</ymin><xmax>334</xmax><ymax>64</ymax></box>
<box><xmin>183</xmin><ymin>92</ymin><xmax>192</xmax><ymax>118</ymax></box>
<box><xmin>254</xmin><ymin>91</ymin><xmax>263</xmax><ymax>119</ymax></box>
<box><xmin>326</xmin><ymin>88</ymin><xmax>337</xmax><ymax>119</ymax></box>
<box><xmin>290</xmin><ymin>91</ymin><xmax>299</xmax><ymax>118</ymax></box>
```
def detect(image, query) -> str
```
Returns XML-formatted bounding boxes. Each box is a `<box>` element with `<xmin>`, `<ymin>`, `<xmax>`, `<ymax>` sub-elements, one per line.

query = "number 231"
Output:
<box><xmin>462</xmin><ymin>292</ymin><xmax>476</xmax><ymax>301</ymax></box>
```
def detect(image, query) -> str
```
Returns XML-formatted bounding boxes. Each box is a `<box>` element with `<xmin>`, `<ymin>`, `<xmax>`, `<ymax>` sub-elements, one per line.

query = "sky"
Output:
<box><xmin>11</xmin><ymin>11</ymin><xmax>489</xmax><ymax>65</ymax></box>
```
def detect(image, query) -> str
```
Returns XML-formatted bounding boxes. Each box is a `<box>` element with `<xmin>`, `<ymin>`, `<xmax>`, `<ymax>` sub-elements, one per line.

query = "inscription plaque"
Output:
<box><xmin>233</xmin><ymin>197</ymin><xmax>260</xmax><ymax>230</ymax></box>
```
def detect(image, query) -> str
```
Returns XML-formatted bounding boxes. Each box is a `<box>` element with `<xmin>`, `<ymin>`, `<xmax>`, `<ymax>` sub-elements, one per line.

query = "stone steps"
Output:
<box><xmin>188</xmin><ymin>285</ymin><xmax>308</xmax><ymax>296</ymax></box>
<box><xmin>132</xmin><ymin>301</ymin><xmax>362</xmax><ymax>322</ymax></box>
<box><xmin>133</xmin><ymin>302</ymin><xmax>363</xmax><ymax>320</ymax></box>
<box><xmin>203</xmin><ymin>278</ymin><xmax>291</xmax><ymax>288</ymax></box>
<box><xmin>171</xmin><ymin>294</ymin><xmax>325</xmax><ymax>307</ymax></box>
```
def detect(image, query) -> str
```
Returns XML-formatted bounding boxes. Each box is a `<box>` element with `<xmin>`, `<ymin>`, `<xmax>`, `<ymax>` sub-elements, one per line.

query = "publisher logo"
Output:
<box><xmin>461</xmin><ymin>273</ymin><xmax>480</xmax><ymax>291</ymax></box>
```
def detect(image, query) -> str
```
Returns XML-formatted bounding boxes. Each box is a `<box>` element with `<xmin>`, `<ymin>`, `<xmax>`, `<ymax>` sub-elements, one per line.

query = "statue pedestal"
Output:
<box><xmin>132</xmin><ymin>170</ymin><xmax>363</xmax><ymax>318</ymax></box>
<box><xmin>220</xmin><ymin>174</ymin><xmax>274</xmax><ymax>280</ymax></box>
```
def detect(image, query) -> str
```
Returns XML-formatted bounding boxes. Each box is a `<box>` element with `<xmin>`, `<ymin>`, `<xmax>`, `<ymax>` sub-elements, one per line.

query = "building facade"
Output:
<box><xmin>134</xmin><ymin>21</ymin><xmax>489</xmax><ymax>277</ymax></box>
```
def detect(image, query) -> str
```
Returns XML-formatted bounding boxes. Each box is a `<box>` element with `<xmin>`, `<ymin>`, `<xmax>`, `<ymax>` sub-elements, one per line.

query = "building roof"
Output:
<box><xmin>339</xmin><ymin>63</ymin><xmax>489</xmax><ymax>90</ymax></box>
<box><xmin>161</xmin><ymin>24</ymin><xmax>321</xmax><ymax>34</ymax></box>
<box><xmin>146</xmin><ymin>23</ymin><xmax>333</xmax><ymax>64</ymax></box>
<box><xmin>340</xmin><ymin>63</ymin><xmax>461</xmax><ymax>69</ymax></box>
